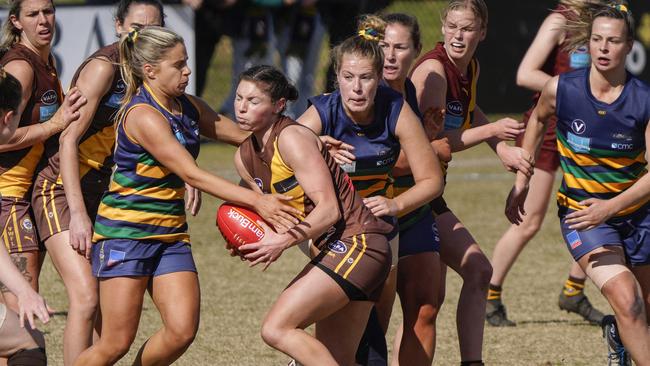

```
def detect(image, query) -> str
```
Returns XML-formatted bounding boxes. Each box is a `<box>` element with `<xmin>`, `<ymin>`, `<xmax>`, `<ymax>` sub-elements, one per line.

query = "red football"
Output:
<box><xmin>216</xmin><ymin>203</ymin><xmax>265</xmax><ymax>255</ymax></box>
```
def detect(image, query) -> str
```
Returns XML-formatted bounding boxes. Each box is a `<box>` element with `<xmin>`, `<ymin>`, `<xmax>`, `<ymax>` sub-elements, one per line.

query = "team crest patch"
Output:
<box><xmin>566</xmin><ymin>230</ymin><xmax>582</xmax><ymax>250</ymax></box>
<box><xmin>570</xmin><ymin>119</ymin><xmax>586</xmax><ymax>135</ymax></box>
<box><xmin>107</xmin><ymin>249</ymin><xmax>126</xmax><ymax>267</ymax></box>
<box><xmin>21</xmin><ymin>218</ymin><xmax>33</xmax><ymax>232</ymax></box>
<box><xmin>327</xmin><ymin>240</ymin><xmax>347</xmax><ymax>254</ymax></box>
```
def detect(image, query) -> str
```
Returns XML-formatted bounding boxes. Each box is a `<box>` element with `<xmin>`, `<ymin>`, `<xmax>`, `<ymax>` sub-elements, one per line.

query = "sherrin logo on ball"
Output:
<box><xmin>216</xmin><ymin>203</ymin><xmax>266</xmax><ymax>256</ymax></box>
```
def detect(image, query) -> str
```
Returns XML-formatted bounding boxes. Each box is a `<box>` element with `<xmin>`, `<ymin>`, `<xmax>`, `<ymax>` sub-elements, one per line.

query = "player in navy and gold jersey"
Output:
<box><xmin>0</xmin><ymin>0</ymin><xmax>86</xmax><ymax>320</ymax></box>
<box><xmin>299</xmin><ymin>15</ymin><xmax>444</xmax><ymax>366</ymax></box>
<box><xmin>234</xmin><ymin>65</ymin><xmax>396</xmax><ymax>365</ymax></box>
<box><xmin>29</xmin><ymin>2</ymin><xmax>166</xmax><ymax>364</ymax></box>
<box><xmin>408</xmin><ymin>1</ymin><xmax>534</xmax><ymax>364</ymax></box>
<box><xmin>75</xmin><ymin>27</ymin><xmax>299</xmax><ymax>366</ymax></box>
<box><xmin>488</xmin><ymin>0</ymin><xmax>605</xmax><ymax>328</ymax></box>
<box><xmin>507</xmin><ymin>4</ymin><xmax>650</xmax><ymax>364</ymax></box>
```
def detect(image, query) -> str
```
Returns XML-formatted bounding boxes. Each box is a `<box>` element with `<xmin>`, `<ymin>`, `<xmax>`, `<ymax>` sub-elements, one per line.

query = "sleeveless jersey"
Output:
<box><xmin>411</xmin><ymin>42</ymin><xmax>478</xmax><ymax>132</ymax></box>
<box><xmin>0</xmin><ymin>44</ymin><xmax>62</xmax><ymax>199</ymax></box>
<box><xmin>239</xmin><ymin>117</ymin><xmax>392</xmax><ymax>248</ymax></box>
<box><xmin>556</xmin><ymin>68</ymin><xmax>650</xmax><ymax>217</ymax></box>
<box><xmin>308</xmin><ymin>85</ymin><xmax>403</xmax><ymax>198</ymax></box>
<box><xmin>40</xmin><ymin>42</ymin><xmax>124</xmax><ymax>185</ymax></box>
<box><xmin>93</xmin><ymin>84</ymin><xmax>201</xmax><ymax>243</ymax></box>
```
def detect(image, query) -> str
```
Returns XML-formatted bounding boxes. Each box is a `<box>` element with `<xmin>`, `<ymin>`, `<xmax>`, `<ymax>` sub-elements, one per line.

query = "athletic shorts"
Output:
<box><xmin>91</xmin><ymin>239</ymin><xmax>197</xmax><ymax>278</ymax></box>
<box><xmin>0</xmin><ymin>303</ymin><xmax>6</xmax><ymax>329</ymax></box>
<box><xmin>312</xmin><ymin>233</ymin><xmax>391</xmax><ymax>302</ymax></box>
<box><xmin>398</xmin><ymin>211</ymin><xmax>440</xmax><ymax>258</ymax></box>
<box><xmin>560</xmin><ymin>204</ymin><xmax>650</xmax><ymax>266</ymax></box>
<box><xmin>431</xmin><ymin>196</ymin><xmax>451</xmax><ymax>216</ymax></box>
<box><xmin>0</xmin><ymin>197</ymin><xmax>41</xmax><ymax>253</ymax></box>
<box><xmin>31</xmin><ymin>174</ymin><xmax>108</xmax><ymax>241</ymax></box>
<box><xmin>516</xmin><ymin>110</ymin><xmax>560</xmax><ymax>172</ymax></box>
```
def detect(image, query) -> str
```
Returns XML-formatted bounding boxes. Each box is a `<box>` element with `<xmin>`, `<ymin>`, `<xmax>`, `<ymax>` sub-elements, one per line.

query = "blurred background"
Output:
<box><xmin>21</xmin><ymin>0</ymin><xmax>650</xmax><ymax>117</ymax></box>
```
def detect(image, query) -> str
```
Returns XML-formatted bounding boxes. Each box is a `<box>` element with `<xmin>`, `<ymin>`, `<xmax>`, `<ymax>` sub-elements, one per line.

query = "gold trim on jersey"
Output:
<box><xmin>0</xmin><ymin>144</ymin><xmax>44</xmax><ymax>198</ymax></box>
<box><xmin>270</xmin><ymin>138</ymin><xmax>307</xmax><ymax>220</ymax></box>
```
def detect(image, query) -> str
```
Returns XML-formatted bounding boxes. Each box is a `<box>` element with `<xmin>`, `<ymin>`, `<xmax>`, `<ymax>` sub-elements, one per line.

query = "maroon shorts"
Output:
<box><xmin>0</xmin><ymin>197</ymin><xmax>41</xmax><ymax>253</ymax></box>
<box><xmin>31</xmin><ymin>174</ymin><xmax>107</xmax><ymax>241</ymax></box>
<box><xmin>516</xmin><ymin>108</ymin><xmax>560</xmax><ymax>173</ymax></box>
<box><xmin>312</xmin><ymin>233</ymin><xmax>391</xmax><ymax>302</ymax></box>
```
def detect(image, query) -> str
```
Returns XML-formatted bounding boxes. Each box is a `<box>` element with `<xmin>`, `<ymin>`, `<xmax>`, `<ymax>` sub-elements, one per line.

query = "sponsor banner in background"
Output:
<box><xmin>0</xmin><ymin>5</ymin><xmax>195</xmax><ymax>93</ymax></box>
<box><xmin>478</xmin><ymin>0</ymin><xmax>650</xmax><ymax>113</ymax></box>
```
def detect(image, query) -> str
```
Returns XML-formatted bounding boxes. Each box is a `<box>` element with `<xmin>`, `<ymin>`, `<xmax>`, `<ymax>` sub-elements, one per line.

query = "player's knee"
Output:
<box><xmin>68</xmin><ymin>288</ymin><xmax>98</xmax><ymax>318</ymax></box>
<box><xmin>165</xmin><ymin>323</ymin><xmax>197</xmax><ymax>349</ymax></box>
<box><xmin>519</xmin><ymin>216</ymin><xmax>543</xmax><ymax>239</ymax></box>
<box><xmin>463</xmin><ymin>254</ymin><xmax>492</xmax><ymax>290</ymax></box>
<box><xmin>260</xmin><ymin>320</ymin><xmax>285</xmax><ymax>348</ymax></box>
<box><xmin>414</xmin><ymin>303</ymin><xmax>438</xmax><ymax>329</ymax></box>
<box><xmin>7</xmin><ymin>347</ymin><xmax>46</xmax><ymax>366</ymax></box>
<box><xmin>611</xmin><ymin>289</ymin><xmax>646</xmax><ymax>324</ymax></box>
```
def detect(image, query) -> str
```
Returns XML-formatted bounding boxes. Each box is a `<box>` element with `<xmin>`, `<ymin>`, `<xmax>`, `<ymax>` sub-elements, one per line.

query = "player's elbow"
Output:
<box><xmin>516</xmin><ymin>69</ymin><xmax>531</xmax><ymax>89</ymax></box>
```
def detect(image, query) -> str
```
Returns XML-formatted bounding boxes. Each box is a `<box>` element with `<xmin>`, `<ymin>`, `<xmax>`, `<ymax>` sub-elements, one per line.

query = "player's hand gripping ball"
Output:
<box><xmin>216</xmin><ymin>203</ymin><xmax>266</xmax><ymax>257</ymax></box>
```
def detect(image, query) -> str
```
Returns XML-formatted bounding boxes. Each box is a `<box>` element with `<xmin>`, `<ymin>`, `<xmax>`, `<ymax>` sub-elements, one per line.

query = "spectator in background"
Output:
<box><xmin>182</xmin><ymin>0</ymin><xmax>245</xmax><ymax>97</ymax></box>
<box><xmin>317</xmin><ymin>0</ymin><xmax>392</xmax><ymax>92</ymax></box>
<box><xmin>217</xmin><ymin>0</ymin><xmax>325</xmax><ymax>119</ymax></box>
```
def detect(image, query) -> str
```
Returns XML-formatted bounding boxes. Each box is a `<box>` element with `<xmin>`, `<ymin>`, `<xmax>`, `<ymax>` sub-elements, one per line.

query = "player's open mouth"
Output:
<box><xmin>450</xmin><ymin>42</ymin><xmax>465</xmax><ymax>51</ymax></box>
<box><xmin>597</xmin><ymin>57</ymin><xmax>610</xmax><ymax>66</ymax></box>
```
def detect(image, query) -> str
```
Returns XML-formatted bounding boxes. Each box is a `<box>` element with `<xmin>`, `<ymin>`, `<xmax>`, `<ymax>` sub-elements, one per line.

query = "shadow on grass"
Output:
<box><xmin>516</xmin><ymin>319</ymin><xmax>598</xmax><ymax>327</ymax></box>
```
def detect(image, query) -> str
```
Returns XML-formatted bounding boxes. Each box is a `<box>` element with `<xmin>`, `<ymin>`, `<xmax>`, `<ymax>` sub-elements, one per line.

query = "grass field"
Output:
<box><xmin>32</xmin><ymin>1</ymin><xmax>615</xmax><ymax>365</ymax></box>
<box><xmin>36</xmin><ymin>142</ymin><xmax>613</xmax><ymax>365</ymax></box>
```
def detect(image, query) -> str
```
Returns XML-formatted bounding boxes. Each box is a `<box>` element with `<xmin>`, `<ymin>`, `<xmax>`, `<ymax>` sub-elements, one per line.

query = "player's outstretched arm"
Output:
<box><xmin>126</xmin><ymin>106</ymin><xmax>301</xmax><ymax>230</ymax></box>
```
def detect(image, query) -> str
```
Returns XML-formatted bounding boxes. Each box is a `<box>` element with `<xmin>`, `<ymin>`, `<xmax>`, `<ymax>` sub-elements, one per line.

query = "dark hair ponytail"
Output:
<box><xmin>0</xmin><ymin>68</ymin><xmax>22</xmax><ymax>113</ymax></box>
<box><xmin>239</xmin><ymin>65</ymin><xmax>298</xmax><ymax>112</ymax></box>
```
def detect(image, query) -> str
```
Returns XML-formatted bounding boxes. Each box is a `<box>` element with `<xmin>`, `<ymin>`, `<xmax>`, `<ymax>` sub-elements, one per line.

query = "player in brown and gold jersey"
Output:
<box><xmin>0</xmin><ymin>0</ymin><xmax>85</xmax><ymax>323</ymax></box>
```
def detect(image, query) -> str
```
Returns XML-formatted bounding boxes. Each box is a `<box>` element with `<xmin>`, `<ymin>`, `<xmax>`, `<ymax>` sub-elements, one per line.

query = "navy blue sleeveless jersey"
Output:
<box><xmin>309</xmin><ymin>85</ymin><xmax>403</xmax><ymax>198</ymax></box>
<box><xmin>94</xmin><ymin>84</ymin><xmax>201</xmax><ymax>243</ymax></box>
<box><xmin>556</xmin><ymin>68</ymin><xmax>650</xmax><ymax>217</ymax></box>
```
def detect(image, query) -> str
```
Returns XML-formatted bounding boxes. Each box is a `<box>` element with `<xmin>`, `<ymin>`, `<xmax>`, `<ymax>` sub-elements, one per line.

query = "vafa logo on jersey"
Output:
<box><xmin>41</xmin><ymin>90</ymin><xmax>58</xmax><ymax>105</ymax></box>
<box><xmin>446</xmin><ymin>100</ymin><xmax>463</xmax><ymax>116</ymax></box>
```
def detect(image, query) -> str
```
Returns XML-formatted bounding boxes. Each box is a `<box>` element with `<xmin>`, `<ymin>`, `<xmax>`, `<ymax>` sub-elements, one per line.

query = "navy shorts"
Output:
<box><xmin>91</xmin><ymin>239</ymin><xmax>197</xmax><ymax>278</ymax></box>
<box><xmin>560</xmin><ymin>205</ymin><xmax>650</xmax><ymax>266</ymax></box>
<box><xmin>398</xmin><ymin>211</ymin><xmax>440</xmax><ymax>258</ymax></box>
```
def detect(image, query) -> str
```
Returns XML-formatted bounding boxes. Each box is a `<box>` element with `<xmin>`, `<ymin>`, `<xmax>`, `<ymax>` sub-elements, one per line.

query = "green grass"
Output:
<box><xmin>35</xmin><ymin>1</ymin><xmax>614</xmax><ymax>364</ymax></box>
<box><xmin>37</xmin><ymin>141</ymin><xmax>612</xmax><ymax>365</ymax></box>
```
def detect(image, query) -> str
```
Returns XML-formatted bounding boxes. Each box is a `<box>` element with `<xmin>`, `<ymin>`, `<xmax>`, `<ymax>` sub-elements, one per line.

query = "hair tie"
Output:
<box><xmin>127</xmin><ymin>28</ymin><xmax>139</xmax><ymax>44</ymax></box>
<box><xmin>358</xmin><ymin>27</ymin><xmax>381</xmax><ymax>42</ymax></box>
<box><xmin>612</xmin><ymin>3</ymin><xmax>628</xmax><ymax>13</ymax></box>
